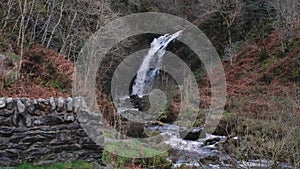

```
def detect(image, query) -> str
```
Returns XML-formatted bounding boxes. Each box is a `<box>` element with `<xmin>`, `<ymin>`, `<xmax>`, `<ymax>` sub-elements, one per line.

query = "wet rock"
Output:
<box><xmin>57</xmin><ymin>97</ymin><xmax>65</xmax><ymax>111</ymax></box>
<box><xmin>0</xmin><ymin>117</ymin><xmax>12</xmax><ymax>126</ymax></box>
<box><xmin>32</xmin><ymin>109</ymin><xmax>42</xmax><ymax>116</ymax></box>
<box><xmin>40</xmin><ymin>133</ymin><xmax>57</xmax><ymax>139</ymax></box>
<box><xmin>130</xmin><ymin>94</ymin><xmax>141</xmax><ymax>108</ymax></box>
<box><xmin>0</xmin><ymin>127</ymin><xmax>14</xmax><ymax>137</ymax></box>
<box><xmin>17</xmin><ymin>99</ymin><xmax>25</xmax><ymax>113</ymax></box>
<box><xmin>203</xmin><ymin>137</ymin><xmax>221</xmax><ymax>146</ymax></box>
<box><xmin>9</xmin><ymin>135</ymin><xmax>22</xmax><ymax>144</ymax></box>
<box><xmin>55</xmin><ymin>132</ymin><xmax>74</xmax><ymax>144</ymax></box>
<box><xmin>20</xmin><ymin>98</ymin><xmax>28</xmax><ymax>103</ymax></box>
<box><xmin>65</xmin><ymin>115</ymin><xmax>75</xmax><ymax>122</ymax></box>
<box><xmin>27</xmin><ymin>105</ymin><xmax>37</xmax><ymax>115</ymax></box>
<box><xmin>129</xmin><ymin>94</ymin><xmax>150</xmax><ymax>111</ymax></box>
<box><xmin>24</xmin><ymin>99</ymin><xmax>31</xmax><ymax>107</ymax></box>
<box><xmin>33</xmin><ymin>119</ymin><xmax>44</xmax><ymax>126</ymax></box>
<box><xmin>12</xmin><ymin>143</ymin><xmax>31</xmax><ymax>150</ymax></box>
<box><xmin>26</xmin><ymin>100</ymin><xmax>39</xmax><ymax>115</ymax></box>
<box><xmin>0</xmin><ymin>109</ymin><xmax>13</xmax><ymax>116</ymax></box>
<box><xmin>40</xmin><ymin>126</ymin><xmax>52</xmax><ymax>131</ymax></box>
<box><xmin>6</xmin><ymin>98</ymin><xmax>14</xmax><ymax>109</ymax></box>
<box><xmin>38</xmin><ymin>98</ymin><xmax>50</xmax><ymax>112</ymax></box>
<box><xmin>26</xmin><ymin>148</ymin><xmax>51</xmax><ymax>157</ymax></box>
<box><xmin>0</xmin><ymin>143</ymin><xmax>9</xmax><ymax>149</ymax></box>
<box><xmin>0</xmin><ymin>98</ymin><xmax>5</xmax><ymax>108</ymax></box>
<box><xmin>49</xmin><ymin>97</ymin><xmax>56</xmax><ymax>111</ymax></box>
<box><xmin>44</xmin><ymin>115</ymin><xmax>64</xmax><ymax>126</ymax></box>
<box><xmin>24</xmin><ymin>116</ymin><xmax>32</xmax><ymax>127</ymax></box>
<box><xmin>139</xmin><ymin>95</ymin><xmax>151</xmax><ymax>111</ymax></box>
<box><xmin>0</xmin><ymin>157</ymin><xmax>11</xmax><ymax>166</ymax></box>
<box><xmin>25</xmin><ymin>100</ymin><xmax>35</xmax><ymax>115</ymax></box>
<box><xmin>5</xmin><ymin>150</ymin><xmax>19</xmax><ymax>160</ymax></box>
<box><xmin>68</xmin><ymin>123</ymin><xmax>81</xmax><ymax>130</ymax></box>
<box><xmin>59</xmin><ymin>145</ymin><xmax>81</xmax><ymax>152</ymax></box>
<box><xmin>12</xmin><ymin>113</ymin><xmax>20</xmax><ymax>127</ymax></box>
<box><xmin>66</xmin><ymin>97</ymin><xmax>73</xmax><ymax>112</ymax></box>
<box><xmin>14</xmin><ymin>128</ymin><xmax>29</xmax><ymax>133</ymax></box>
<box><xmin>179</xmin><ymin>127</ymin><xmax>203</xmax><ymax>141</ymax></box>
<box><xmin>23</xmin><ymin>136</ymin><xmax>49</xmax><ymax>143</ymax></box>
<box><xmin>146</xmin><ymin>123</ymin><xmax>179</xmax><ymax>137</ymax></box>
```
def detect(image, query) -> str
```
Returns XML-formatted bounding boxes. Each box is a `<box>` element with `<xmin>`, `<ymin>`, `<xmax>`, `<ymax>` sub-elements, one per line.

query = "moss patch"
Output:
<box><xmin>12</xmin><ymin>160</ymin><xmax>93</xmax><ymax>169</ymax></box>
<box><xmin>102</xmin><ymin>139</ymin><xmax>171</xmax><ymax>168</ymax></box>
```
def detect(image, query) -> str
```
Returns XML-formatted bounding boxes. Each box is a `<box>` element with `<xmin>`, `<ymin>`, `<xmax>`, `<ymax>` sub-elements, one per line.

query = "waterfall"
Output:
<box><xmin>131</xmin><ymin>30</ymin><xmax>183</xmax><ymax>97</ymax></box>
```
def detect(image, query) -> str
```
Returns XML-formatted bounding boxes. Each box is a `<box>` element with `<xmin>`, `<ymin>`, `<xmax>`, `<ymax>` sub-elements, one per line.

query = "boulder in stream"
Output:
<box><xmin>179</xmin><ymin>127</ymin><xmax>203</xmax><ymax>141</ymax></box>
<box><xmin>129</xmin><ymin>94</ymin><xmax>150</xmax><ymax>111</ymax></box>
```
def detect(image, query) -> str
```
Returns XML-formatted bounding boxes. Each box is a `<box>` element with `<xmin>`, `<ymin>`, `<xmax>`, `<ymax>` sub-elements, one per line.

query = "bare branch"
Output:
<box><xmin>47</xmin><ymin>0</ymin><xmax>64</xmax><ymax>48</ymax></box>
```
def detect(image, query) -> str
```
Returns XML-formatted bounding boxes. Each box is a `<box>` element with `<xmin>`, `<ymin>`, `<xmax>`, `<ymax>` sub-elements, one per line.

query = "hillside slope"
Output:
<box><xmin>0</xmin><ymin>45</ymin><xmax>73</xmax><ymax>98</ymax></box>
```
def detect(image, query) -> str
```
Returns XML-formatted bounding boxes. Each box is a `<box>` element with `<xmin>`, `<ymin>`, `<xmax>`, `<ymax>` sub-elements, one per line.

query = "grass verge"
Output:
<box><xmin>10</xmin><ymin>160</ymin><xmax>93</xmax><ymax>169</ymax></box>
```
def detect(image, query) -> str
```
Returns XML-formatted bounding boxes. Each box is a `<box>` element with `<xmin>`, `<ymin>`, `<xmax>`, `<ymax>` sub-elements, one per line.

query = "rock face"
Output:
<box><xmin>0</xmin><ymin>97</ymin><xmax>103</xmax><ymax>166</ymax></box>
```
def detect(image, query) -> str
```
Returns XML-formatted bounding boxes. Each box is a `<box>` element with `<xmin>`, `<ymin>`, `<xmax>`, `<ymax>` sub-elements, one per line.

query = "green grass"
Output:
<box><xmin>104</xmin><ymin>139</ymin><xmax>165</xmax><ymax>158</ymax></box>
<box><xmin>102</xmin><ymin>139</ymin><xmax>171</xmax><ymax>168</ymax></box>
<box><xmin>11</xmin><ymin>160</ymin><xmax>93</xmax><ymax>169</ymax></box>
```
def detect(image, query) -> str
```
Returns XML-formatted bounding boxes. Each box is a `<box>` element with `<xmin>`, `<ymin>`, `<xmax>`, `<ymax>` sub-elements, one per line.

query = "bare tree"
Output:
<box><xmin>1</xmin><ymin>0</ymin><xmax>15</xmax><ymax>30</ymax></box>
<box><xmin>270</xmin><ymin>0</ymin><xmax>300</xmax><ymax>50</ymax></box>
<box><xmin>47</xmin><ymin>0</ymin><xmax>64</xmax><ymax>48</ymax></box>
<box><xmin>41</xmin><ymin>0</ymin><xmax>55</xmax><ymax>45</ymax></box>
<box><xmin>16</xmin><ymin>0</ymin><xmax>28</xmax><ymax>79</ymax></box>
<box><xmin>211</xmin><ymin>0</ymin><xmax>242</xmax><ymax>66</ymax></box>
<box><xmin>0</xmin><ymin>0</ymin><xmax>118</xmax><ymax>59</ymax></box>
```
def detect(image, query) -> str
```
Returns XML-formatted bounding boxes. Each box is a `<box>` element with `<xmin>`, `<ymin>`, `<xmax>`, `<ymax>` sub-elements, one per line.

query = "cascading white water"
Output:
<box><xmin>131</xmin><ymin>30</ymin><xmax>184</xmax><ymax>97</ymax></box>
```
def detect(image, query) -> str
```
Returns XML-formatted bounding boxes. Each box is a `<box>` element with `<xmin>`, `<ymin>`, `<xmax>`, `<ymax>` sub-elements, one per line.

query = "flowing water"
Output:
<box><xmin>131</xmin><ymin>30</ymin><xmax>184</xmax><ymax>97</ymax></box>
<box><xmin>117</xmin><ymin>31</ymin><xmax>296</xmax><ymax>168</ymax></box>
<box><xmin>119</xmin><ymin>30</ymin><xmax>230</xmax><ymax>168</ymax></box>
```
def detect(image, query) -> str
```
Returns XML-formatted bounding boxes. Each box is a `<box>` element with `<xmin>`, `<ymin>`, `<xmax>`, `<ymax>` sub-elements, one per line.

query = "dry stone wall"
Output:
<box><xmin>0</xmin><ymin>97</ymin><xmax>103</xmax><ymax>166</ymax></box>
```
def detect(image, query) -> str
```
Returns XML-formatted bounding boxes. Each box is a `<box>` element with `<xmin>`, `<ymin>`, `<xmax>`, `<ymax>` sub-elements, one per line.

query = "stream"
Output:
<box><xmin>112</xmin><ymin>30</ymin><xmax>296</xmax><ymax>168</ymax></box>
